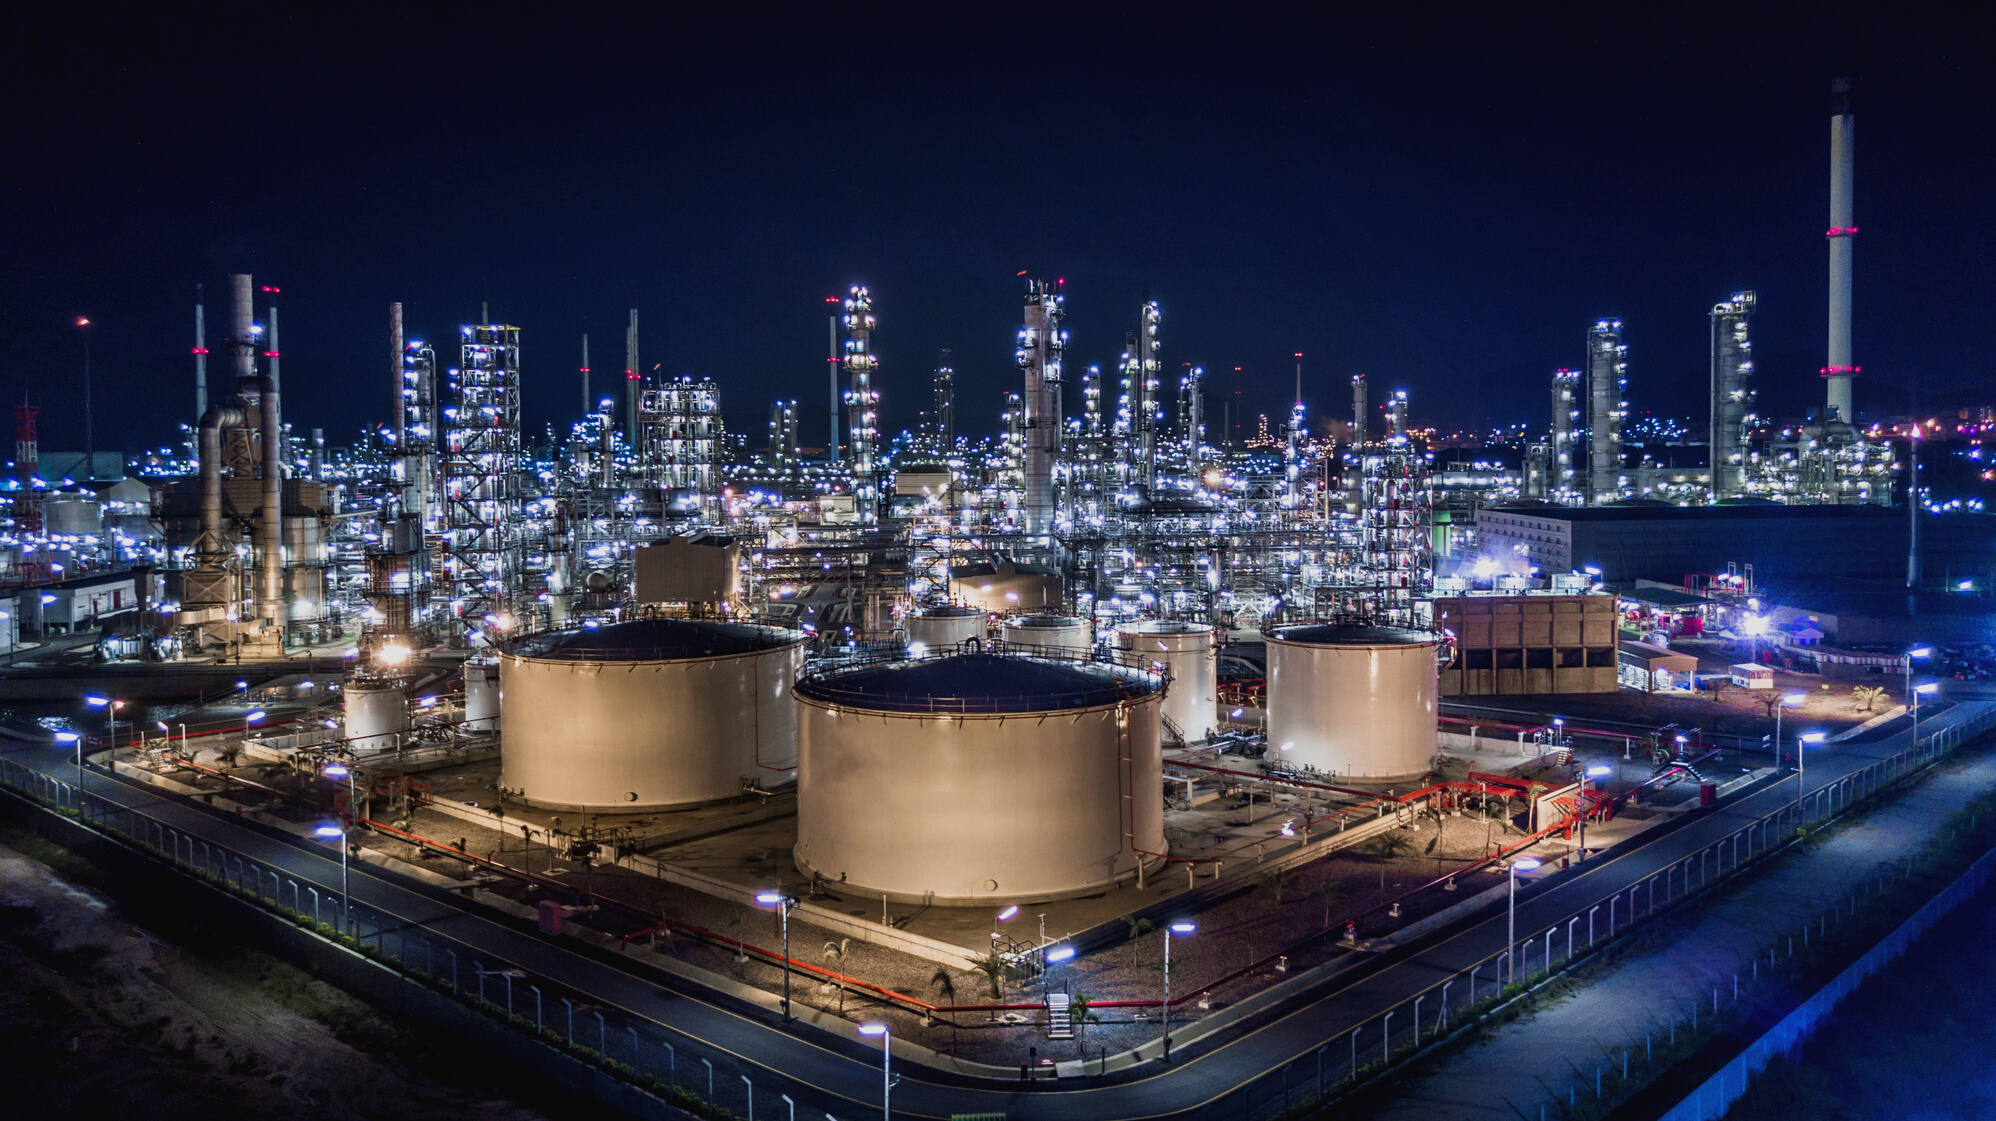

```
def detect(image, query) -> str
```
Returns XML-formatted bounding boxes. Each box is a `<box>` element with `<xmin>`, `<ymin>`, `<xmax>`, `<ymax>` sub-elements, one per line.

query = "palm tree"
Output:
<box><xmin>1373</xmin><ymin>832</ymin><xmax>1414</xmax><ymax>861</ymax></box>
<box><xmin>1317</xmin><ymin>880</ymin><xmax>1346</xmax><ymax>931</ymax></box>
<box><xmin>1119</xmin><ymin>913</ymin><xmax>1155</xmax><ymax>942</ymax></box>
<box><xmin>1853</xmin><ymin>685</ymin><xmax>1887</xmax><ymax>713</ymax></box>
<box><xmin>967</xmin><ymin>950</ymin><xmax>1009</xmax><ymax>1000</ymax></box>
<box><xmin>822</xmin><ymin>939</ymin><xmax>851</xmax><ymax>1013</ymax></box>
<box><xmin>930</xmin><ymin>967</ymin><xmax>959</xmax><ymax>1050</ymax></box>
<box><xmin>1253</xmin><ymin>868</ymin><xmax>1293</xmax><ymax>905</ymax></box>
<box><xmin>1069</xmin><ymin>993</ymin><xmax>1101</xmax><ymax>1040</ymax></box>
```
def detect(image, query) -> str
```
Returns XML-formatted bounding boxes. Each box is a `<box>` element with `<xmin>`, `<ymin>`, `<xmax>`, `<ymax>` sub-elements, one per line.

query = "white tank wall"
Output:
<box><xmin>1266</xmin><ymin>634</ymin><xmax>1438</xmax><ymax>780</ymax></box>
<box><xmin>905</xmin><ymin>610</ymin><xmax>985</xmax><ymax>650</ymax></box>
<box><xmin>795</xmin><ymin>695</ymin><xmax>1165</xmax><ymax>904</ymax></box>
<box><xmin>463</xmin><ymin>658</ymin><xmax>500</xmax><ymax>731</ymax></box>
<box><xmin>999</xmin><ymin>615</ymin><xmax>1092</xmax><ymax>655</ymax></box>
<box><xmin>1117</xmin><ymin>622</ymin><xmax>1218</xmax><ymax>742</ymax></box>
<box><xmin>47</xmin><ymin>497</ymin><xmax>102</xmax><ymax>536</ymax></box>
<box><xmin>500</xmin><ymin>639</ymin><xmax>807</xmax><ymax>811</ymax></box>
<box><xmin>343</xmin><ymin>680</ymin><xmax>407</xmax><ymax>752</ymax></box>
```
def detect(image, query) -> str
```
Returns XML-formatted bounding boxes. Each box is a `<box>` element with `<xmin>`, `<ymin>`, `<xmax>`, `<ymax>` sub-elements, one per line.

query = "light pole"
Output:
<box><xmin>1797</xmin><ymin>732</ymin><xmax>1826</xmax><ymax>821</ymax></box>
<box><xmin>1577</xmin><ymin>764</ymin><xmax>1611</xmax><ymax>860</ymax></box>
<box><xmin>1162</xmin><ymin>920</ymin><xmax>1194</xmax><ymax>1061</ymax></box>
<box><xmin>1775</xmin><ymin>692</ymin><xmax>1805</xmax><ymax>770</ymax></box>
<box><xmin>1508</xmin><ymin>857</ymin><xmax>1542</xmax><ymax>984</ymax></box>
<box><xmin>314</xmin><ymin>822</ymin><xmax>351</xmax><ymax>935</ymax></box>
<box><xmin>1906</xmin><ymin>647</ymin><xmax>1932</xmax><ymax>710</ymax></box>
<box><xmin>1741</xmin><ymin>614</ymin><xmax>1768</xmax><ymax>666</ymax></box>
<box><xmin>325</xmin><ymin>760</ymin><xmax>361</xmax><ymax>824</ymax></box>
<box><xmin>85</xmin><ymin>694</ymin><xmax>123</xmax><ymax>766</ymax></box>
<box><xmin>243</xmin><ymin>708</ymin><xmax>266</xmax><ymax>748</ymax></box>
<box><xmin>56</xmin><ymin>731</ymin><xmax>81</xmax><ymax>786</ymax></box>
<box><xmin>857</xmin><ymin>1022</ymin><xmax>895</xmax><ymax>1121</ymax></box>
<box><xmin>1913</xmin><ymin>681</ymin><xmax>1939</xmax><ymax>744</ymax></box>
<box><xmin>756</xmin><ymin>890</ymin><xmax>799</xmax><ymax>1021</ymax></box>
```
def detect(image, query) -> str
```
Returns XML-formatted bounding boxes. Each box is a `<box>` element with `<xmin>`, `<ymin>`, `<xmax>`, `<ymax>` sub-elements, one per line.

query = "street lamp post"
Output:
<box><xmin>56</xmin><ymin>732</ymin><xmax>81</xmax><ymax>786</ymax></box>
<box><xmin>1797</xmin><ymin>732</ymin><xmax>1827</xmax><ymax>822</ymax></box>
<box><xmin>755</xmin><ymin>890</ymin><xmax>799</xmax><ymax>1021</ymax></box>
<box><xmin>1906</xmin><ymin>647</ymin><xmax>1932</xmax><ymax>711</ymax></box>
<box><xmin>1577</xmin><ymin>764</ymin><xmax>1611</xmax><ymax>861</ymax></box>
<box><xmin>1162</xmin><ymin>920</ymin><xmax>1195</xmax><ymax>1062</ymax></box>
<box><xmin>1775</xmin><ymin>692</ymin><xmax>1806</xmax><ymax>770</ymax></box>
<box><xmin>314</xmin><ymin>822</ymin><xmax>351</xmax><ymax>935</ymax></box>
<box><xmin>1913</xmin><ymin>681</ymin><xmax>1939</xmax><ymax>745</ymax></box>
<box><xmin>85</xmin><ymin>694</ymin><xmax>123</xmax><ymax>768</ymax></box>
<box><xmin>1508</xmin><ymin>857</ymin><xmax>1542</xmax><ymax>985</ymax></box>
<box><xmin>857</xmin><ymin>1022</ymin><xmax>895</xmax><ymax>1121</ymax></box>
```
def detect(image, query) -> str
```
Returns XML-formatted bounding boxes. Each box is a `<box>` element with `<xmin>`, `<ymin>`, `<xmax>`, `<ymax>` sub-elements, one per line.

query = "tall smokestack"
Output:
<box><xmin>1824</xmin><ymin>77</ymin><xmax>1859</xmax><ymax>424</ymax></box>
<box><xmin>1351</xmin><ymin>373</ymin><xmax>1367</xmax><ymax>444</ymax></box>
<box><xmin>625</xmin><ymin>307</ymin><xmax>640</xmax><ymax>449</ymax></box>
<box><xmin>580</xmin><ymin>333</ymin><xmax>590</xmax><ymax>418</ymax></box>
<box><xmin>194</xmin><ymin>284</ymin><xmax>208</xmax><ymax>420</ymax></box>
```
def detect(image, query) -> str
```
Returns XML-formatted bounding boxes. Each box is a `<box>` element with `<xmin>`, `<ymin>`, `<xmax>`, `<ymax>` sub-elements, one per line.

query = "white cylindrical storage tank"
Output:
<box><xmin>904</xmin><ymin>605</ymin><xmax>986</xmax><ymax>651</ymax></box>
<box><xmin>343</xmin><ymin>676</ymin><xmax>407</xmax><ymax>753</ymax></box>
<box><xmin>998</xmin><ymin>612</ymin><xmax>1092</xmax><ymax>656</ymax></box>
<box><xmin>500</xmin><ymin>618</ymin><xmax>809</xmax><ymax>811</ymax></box>
<box><xmin>1116</xmin><ymin>621</ymin><xmax>1218</xmax><ymax>743</ymax></box>
<box><xmin>1264</xmin><ymin>623</ymin><xmax>1441</xmax><ymax>782</ymax></box>
<box><xmin>463</xmin><ymin>656</ymin><xmax>500</xmax><ymax>732</ymax></box>
<box><xmin>46</xmin><ymin>494</ymin><xmax>103</xmax><ymax>536</ymax></box>
<box><xmin>795</xmin><ymin>651</ymin><xmax>1167</xmax><ymax>905</ymax></box>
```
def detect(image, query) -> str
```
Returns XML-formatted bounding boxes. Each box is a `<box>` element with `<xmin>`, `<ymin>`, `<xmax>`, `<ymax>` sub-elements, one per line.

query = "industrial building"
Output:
<box><xmin>1431</xmin><ymin>594</ymin><xmax>1618</xmax><ymax>696</ymax></box>
<box><xmin>1475</xmin><ymin>504</ymin><xmax>1994</xmax><ymax>588</ymax></box>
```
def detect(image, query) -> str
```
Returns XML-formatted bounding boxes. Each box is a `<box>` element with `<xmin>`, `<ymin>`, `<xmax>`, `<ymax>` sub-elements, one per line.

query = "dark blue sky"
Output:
<box><xmin>3</xmin><ymin>8</ymin><xmax>1989</xmax><ymax>456</ymax></box>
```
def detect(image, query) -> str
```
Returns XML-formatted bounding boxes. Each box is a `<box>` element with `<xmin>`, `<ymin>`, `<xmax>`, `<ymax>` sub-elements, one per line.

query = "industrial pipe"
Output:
<box><xmin>196</xmin><ymin>404</ymin><xmax>247</xmax><ymax>571</ymax></box>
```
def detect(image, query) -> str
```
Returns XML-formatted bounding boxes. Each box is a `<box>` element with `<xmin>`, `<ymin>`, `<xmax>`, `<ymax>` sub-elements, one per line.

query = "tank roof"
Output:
<box><xmin>1121</xmin><ymin>620</ymin><xmax>1211</xmax><ymax>635</ymax></box>
<box><xmin>509</xmin><ymin>617</ymin><xmax>807</xmax><ymax>661</ymax></box>
<box><xmin>1002</xmin><ymin>613</ymin><xmax>1086</xmax><ymax>629</ymax></box>
<box><xmin>1265</xmin><ymin>622</ymin><xmax>1437</xmax><ymax>646</ymax></box>
<box><xmin>912</xmin><ymin>605</ymin><xmax>985</xmax><ymax>619</ymax></box>
<box><xmin>795</xmin><ymin>652</ymin><xmax>1160</xmax><ymax>714</ymax></box>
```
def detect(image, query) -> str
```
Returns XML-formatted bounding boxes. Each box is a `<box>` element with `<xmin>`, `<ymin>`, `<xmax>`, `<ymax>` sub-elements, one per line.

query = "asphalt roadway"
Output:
<box><xmin>3</xmin><ymin>698</ymin><xmax>1986</xmax><ymax>1120</ymax></box>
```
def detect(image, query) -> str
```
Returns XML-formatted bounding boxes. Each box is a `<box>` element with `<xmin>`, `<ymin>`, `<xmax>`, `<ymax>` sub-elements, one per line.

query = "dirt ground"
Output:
<box><xmin>0</xmin><ymin>835</ymin><xmax>556</xmax><ymax>1121</ymax></box>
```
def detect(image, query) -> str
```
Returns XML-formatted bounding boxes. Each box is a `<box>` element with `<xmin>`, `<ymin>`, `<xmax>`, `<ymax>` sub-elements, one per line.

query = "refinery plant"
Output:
<box><xmin>7</xmin><ymin>64</ymin><xmax>1996</xmax><ymax>1121</ymax></box>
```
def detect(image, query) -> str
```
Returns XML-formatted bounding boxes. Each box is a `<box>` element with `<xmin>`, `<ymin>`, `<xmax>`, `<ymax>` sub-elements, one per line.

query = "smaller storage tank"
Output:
<box><xmin>904</xmin><ymin>604</ymin><xmax>986</xmax><ymax>651</ymax></box>
<box><xmin>46</xmin><ymin>493</ymin><xmax>103</xmax><ymax>536</ymax></box>
<box><xmin>1117</xmin><ymin>620</ymin><xmax>1218</xmax><ymax>742</ymax></box>
<box><xmin>343</xmin><ymin>676</ymin><xmax>407</xmax><ymax>752</ymax></box>
<box><xmin>795</xmin><ymin>651</ymin><xmax>1167</xmax><ymax>904</ymax></box>
<box><xmin>463</xmin><ymin>657</ymin><xmax>500</xmax><ymax>731</ymax></box>
<box><xmin>998</xmin><ymin>612</ymin><xmax>1092</xmax><ymax>655</ymax></box>
<box><xmin>1264</xmin><ymin>623</ymin><xmax>1440</xmax><ymax>781</ymax></box>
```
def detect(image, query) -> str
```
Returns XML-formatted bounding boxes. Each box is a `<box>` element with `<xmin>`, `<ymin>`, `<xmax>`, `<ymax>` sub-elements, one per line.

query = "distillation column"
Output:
<box><xmin>1586</xmin><ymin>320</ymin><xmax>1627</xmax><ymax>504</ymax></box>
<box><xmin>1710</xmin><ymin>292</ymin><xmax>1756</xmax><ymax>501</ymax></box>
<box><xmin>843</xmin><ymin>286</ymin><xmax>880</xmax><ymax>525</ymax></box>
<box><xmin>1017</xmin><ymin>277</ymin><xmax>1064</xmax><ymax>536</ymax></box>
<box><xmin>1551</xmin><ymin>368</ymin><xmax>1581</xmax><ymax>501</ymax></box>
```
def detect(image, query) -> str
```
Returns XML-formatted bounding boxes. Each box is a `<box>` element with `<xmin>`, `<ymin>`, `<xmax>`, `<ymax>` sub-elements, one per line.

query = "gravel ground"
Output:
<box><xmin>0</xmin><ymin>835</ymin><xmax>554</xmax><ymax>1121</ymax></box>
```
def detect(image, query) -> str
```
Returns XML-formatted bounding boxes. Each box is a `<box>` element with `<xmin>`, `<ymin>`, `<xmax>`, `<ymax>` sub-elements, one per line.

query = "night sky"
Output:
<box><xmin>3</xmin><ymin>9</ymin><xmax>1990</xmax><ymax>458</ymax></box>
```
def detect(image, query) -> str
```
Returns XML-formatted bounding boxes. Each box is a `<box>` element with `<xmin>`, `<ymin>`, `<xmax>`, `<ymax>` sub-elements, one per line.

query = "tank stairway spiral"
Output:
<box><xmin>1044</xmin><ymin>992</ymin><xmax>1073</xmax><ymax>1040</ymax></box>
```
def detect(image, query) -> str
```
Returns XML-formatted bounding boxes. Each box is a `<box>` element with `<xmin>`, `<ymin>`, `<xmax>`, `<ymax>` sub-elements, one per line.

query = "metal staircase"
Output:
<box><xmin>1044</xmin><ymin>992</ymin><xmax>1073</xmax><ymax>1040</ymax></box>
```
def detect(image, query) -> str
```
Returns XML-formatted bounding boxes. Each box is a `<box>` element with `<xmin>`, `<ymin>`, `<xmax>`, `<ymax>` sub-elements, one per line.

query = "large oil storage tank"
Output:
<box><xmin>1116</xmin><ymin>620</ymin><xmax>1218</xmax><ymax>742</ymax></box>
<box><xmin>1264</xmin><ymin>623</ymin><xmax>1441</xmax><ymax>781</ymax></box>
<box><xmin>342</xmin><ymin>675</ymin><xmax>407</xmax><ymax>752</ymax></box>
<box><xmin>463</xmin><ymin>656</ymin><xmax>500</xmax><ymax>732</ymax></box>
<box><xmin>795</xmin><ymin>651</ymin><xmax>1167</xmax><ymax>904</ymax></box>
<box><xmin>499</xmin><ymin>617</ymin><xmax>809</xmax><ymax>811</ymax></box>
<box><xmin>904</xmin><ymin>605</ymin><xmax>985</xmax><ymax>651</ymax></box>
<box><xmin>998</xmin><ymin>612</ymin><xmax>1092</xmax><ymax>655</ymax></box>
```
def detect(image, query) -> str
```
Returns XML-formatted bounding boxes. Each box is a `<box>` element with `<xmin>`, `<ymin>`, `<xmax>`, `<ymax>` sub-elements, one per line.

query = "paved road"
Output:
<box><xmin>3</xmin><ymin>700</ymin><xmax>1985</xmax><ymax>1120</ymax></box>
